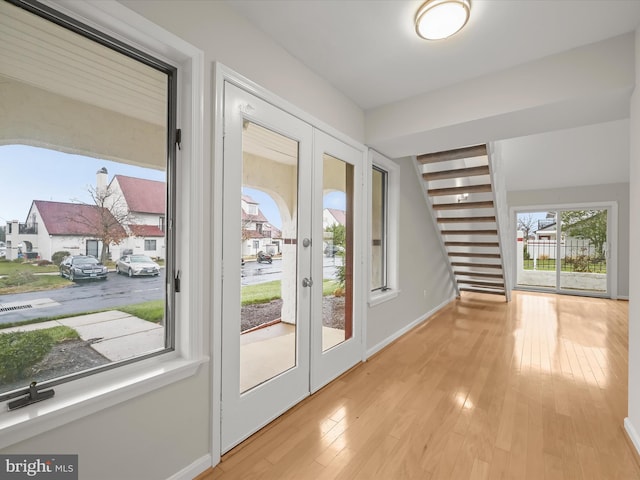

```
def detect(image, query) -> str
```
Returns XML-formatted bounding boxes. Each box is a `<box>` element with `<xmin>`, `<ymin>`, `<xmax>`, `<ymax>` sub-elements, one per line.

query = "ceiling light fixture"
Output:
<box><xmin>415</xmin><ymin>0</ymin><xmax>471</xmax><ymax>41</ymax></box>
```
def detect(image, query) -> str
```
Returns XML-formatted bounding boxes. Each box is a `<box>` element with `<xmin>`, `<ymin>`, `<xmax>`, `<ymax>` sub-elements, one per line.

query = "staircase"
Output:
<box><xmin>416</xmin><ymin>144</ymin><xmax>509</xmax><ymax>300</ymax></box>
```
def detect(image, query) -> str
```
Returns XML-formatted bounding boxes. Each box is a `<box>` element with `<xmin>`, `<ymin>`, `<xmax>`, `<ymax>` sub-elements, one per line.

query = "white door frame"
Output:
<box><xmin>212</xmin><ymin>64</ymin><xmax>368</xmax><ymax>459</ymax></box>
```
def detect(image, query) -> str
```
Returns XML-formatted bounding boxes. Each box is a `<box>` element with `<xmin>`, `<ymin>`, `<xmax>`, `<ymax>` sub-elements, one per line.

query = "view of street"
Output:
<box><xmin>0</xmin><ymin>272</ymin><xmax>164</xmax><ymax>324</ymax></box>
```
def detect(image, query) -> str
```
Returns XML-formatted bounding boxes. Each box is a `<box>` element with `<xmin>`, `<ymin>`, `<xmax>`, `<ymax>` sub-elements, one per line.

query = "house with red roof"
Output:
<box><xmin>5</xmin><ymin>200</ymin><xmax>126</xmax><ymax>261</ymax></box>
<box><xmin>105</xmin><ymin>172</ymin><xmax>166</xmax><ymax>259</ymax></box>
<box><xmin>5</xmin><ymin>168</ymin><xmax>166</xmax><ymax>261</ymax></box>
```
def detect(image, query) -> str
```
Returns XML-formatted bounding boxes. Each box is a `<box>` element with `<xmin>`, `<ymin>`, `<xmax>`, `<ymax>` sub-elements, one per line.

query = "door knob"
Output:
<box><xmin>302</xmin><ymin>277</ymin><xmax>313</xmax><ymax>288</ymax></box>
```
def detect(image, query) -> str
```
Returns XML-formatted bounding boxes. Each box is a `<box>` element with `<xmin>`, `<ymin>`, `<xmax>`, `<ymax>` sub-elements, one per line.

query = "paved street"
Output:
<box><xmin>0</xmin><ymin>256</ymin><xmax>343</xmax><ymax>324</ymax></box>
<box><xmin>0</xmin><ymin>271</ymin><xmax>164</xmax><ymax>324</ymax></box>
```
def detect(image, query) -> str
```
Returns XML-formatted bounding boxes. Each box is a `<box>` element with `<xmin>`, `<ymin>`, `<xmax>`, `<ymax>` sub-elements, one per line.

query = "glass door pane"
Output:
<box><xmin>559</xmin><ymin>209</ymin><xmax>608</xmax><ymax>294</ymax></box>
<box><xmin>240</xmin><ymin>122</ymin><xmax>299</xmax><ymax>392</ymax></box>
<box><xmin>322</xmin><ymin>154</ymin><xmax>354</xmax><ymax>352</ymax></box>
<box><xmin>516</xmin><ymin>211</ymin><xmax>557</xmax><ymax>289</ymax></box>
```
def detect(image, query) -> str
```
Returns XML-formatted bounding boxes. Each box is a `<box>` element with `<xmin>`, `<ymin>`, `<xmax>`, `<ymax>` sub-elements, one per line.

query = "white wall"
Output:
<box><xmin>508</xmin><ymin>183</ymin><xmax>629</xmax><ymax>298</ymax></box>
<box><xmin>500</xmin><ymin>120</ymin><xmax>629</xmax><ymax>192</ymax></box>
<box><xmin>366</xmin><ymin>157</ymin><xmax>456</xmax><ymax>353</ymax></box>
<box><xmin>366</xmin><ymin>34</ymin><xmax>634</xmax><ymax>159</ymax></box>
<box><xmin>626</xmin><ymin>28</ymin><xmax>640</xmax><ymax>456</ymax></box>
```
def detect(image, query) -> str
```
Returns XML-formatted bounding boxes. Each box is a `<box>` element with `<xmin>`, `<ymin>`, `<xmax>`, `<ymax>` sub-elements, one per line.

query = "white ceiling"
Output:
<box><xmin>226</xmin><ymin>0</ymin><xmax>640</xmax><ymax>111</ymax></box>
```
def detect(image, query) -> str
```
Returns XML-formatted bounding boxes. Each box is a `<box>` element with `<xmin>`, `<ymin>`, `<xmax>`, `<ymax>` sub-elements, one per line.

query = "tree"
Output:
<box><xmin>0</xmin><ymin>225</ymin><xmax>5</xmax><ymax>243</ymax></box>
<box><xmin>72</xmin><ymin>185</ymin><xmax>131</xmax><ymax>263</ymax></box>
<box><xmin>325</xmin><ymin>223</ymin><xmax>345</xmax><ymax>248</ymax></box>
<box><xmin>561</xmin><ymin>210</ymin><xmax>607</xmax><ymax>257</ymax></box>
<box><xmin>516</xmin><ymin>214</ymin><xmax>537</xmax><ymax>245</ymax></box>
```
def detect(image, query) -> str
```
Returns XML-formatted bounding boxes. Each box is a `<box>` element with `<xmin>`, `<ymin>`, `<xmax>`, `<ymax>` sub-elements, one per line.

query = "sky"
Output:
<box><xmin>1</xmin><ymin>144</ymin><xmax>346</xmax><ymax>229</ymax></box>
<box><xmin>242</xmin><ymin>188</ymin><xmax>346</xmax><ymax>230</ymax></box>
<box><xmin>0</xmin><ymin>145</ymin><xmax>165</xmax><ymax>224</ymax></box>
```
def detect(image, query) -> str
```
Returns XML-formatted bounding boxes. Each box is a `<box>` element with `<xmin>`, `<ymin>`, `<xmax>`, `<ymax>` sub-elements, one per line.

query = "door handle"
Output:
<box><xmin>302</xmin><ymin>277</ymin><xmax>313</xmax><ymax>288</ymax></box>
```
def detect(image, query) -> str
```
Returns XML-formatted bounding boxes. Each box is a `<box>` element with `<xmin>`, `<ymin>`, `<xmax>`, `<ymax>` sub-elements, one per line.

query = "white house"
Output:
<box><xmin>4</xmin><ymin>200</ymin><xmax>125</xmax><ymax>261</ymax></box>
<box><xmin>241</xmin><ymin>195</ymin><xmax>282</xmax><ymax>257</ymax></box>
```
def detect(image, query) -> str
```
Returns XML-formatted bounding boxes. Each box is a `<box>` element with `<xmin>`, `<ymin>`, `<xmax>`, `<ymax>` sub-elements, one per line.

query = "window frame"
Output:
<box><xmin>368</xmin><ymin>150</ymin><xmax>400</xmax><ymax>306</ymax></box>
<box><xmin>0</xmin><ymin>0</ymin><xmax>206</xmax><ymax>449</ymax></box>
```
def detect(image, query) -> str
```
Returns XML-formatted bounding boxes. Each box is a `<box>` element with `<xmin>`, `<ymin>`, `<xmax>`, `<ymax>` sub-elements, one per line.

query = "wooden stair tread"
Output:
<box><xmin>459</xmin><ymin>287</ymin><xmax>505</xmax><ymax>296</ymax></box>
<box><xmin>437</xmin><ymin>216</ymin><xmax>496</xmax><ymax>223</ymax></box>
<box><xmin>428</xmin><ymin>184</ymin><xmax>492</xmax><ymax>196</ymax></box>
<box><xmin>454</xmin><ymin>271</ymin><xmax>504</xmax><ymax>279</ymax></box>
<box><xmin>448</xmin><ymin>252</ymin><xmax>501</xmax><ymax>258</ymax></box>
<box><xmin>445</xmin><ymin>241</ymin><xmax>500</xmax><ymax>247</ymax></box>
<box><xmin>417</xmin><ymin>145</ymin><xmax>487</xmax><ymax>164</ymax></box>
<box><xmin>440</xmin><ymin>229</ymin><xmax>498</xmax><ymax>235</ymax></box>
<box><xmin>450</xmin><ymin>262</ymin><xmax>502</xmax><ymax>269</ymax></box>
<box><xmin>423</xmin><ymin>165</ymin><xmax>490</xmax><ymax>181</ymax></box>
<box><xmin>457</xmin><ymin>279</ymin><xmax>505</xmax><ymax>288</ymax></box>
<box><xmin>432</xmin><ymin>201</ymin><xmax>494</xmax><ymax>210</ymax></box>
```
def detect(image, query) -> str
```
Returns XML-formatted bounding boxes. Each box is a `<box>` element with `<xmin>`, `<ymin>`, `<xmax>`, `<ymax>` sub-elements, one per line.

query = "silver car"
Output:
<box><xmin>116</xmin><ymin>254</ymin><xmax>160</xmax><ymax>277</ymax></box>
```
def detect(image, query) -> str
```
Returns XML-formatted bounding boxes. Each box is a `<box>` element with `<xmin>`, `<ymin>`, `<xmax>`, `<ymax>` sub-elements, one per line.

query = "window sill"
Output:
<box><xmin>368</xmin><ymin>289</ymin><xmax>399</xmax><ymax>307</ymax></box>
<box><xmin>0</xmin><ymin>353</ymin><xmax>208</xmax><ymax>450</ymax></box>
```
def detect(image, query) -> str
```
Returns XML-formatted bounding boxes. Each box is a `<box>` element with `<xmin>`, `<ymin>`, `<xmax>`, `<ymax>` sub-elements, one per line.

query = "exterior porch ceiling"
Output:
<box><xmin>0</xmin><ymin>1</ymin><xmax>166</xmax><ymax>127</ymax></box>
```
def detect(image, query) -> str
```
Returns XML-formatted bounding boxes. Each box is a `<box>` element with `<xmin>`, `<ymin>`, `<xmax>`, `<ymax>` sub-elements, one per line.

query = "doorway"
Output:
<box><xmin>514</xmin><ymin>205</ymin><xmax>616</xmax><ymax>297</ymax></box>
<box><xmin>220</xmin><ymin>83</ymin><xmax>363</xmax><ymax>452</ymax></box>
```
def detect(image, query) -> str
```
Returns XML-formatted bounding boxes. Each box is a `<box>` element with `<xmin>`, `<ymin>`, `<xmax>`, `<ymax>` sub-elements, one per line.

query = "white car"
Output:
<box><xmin>115</xmin><ymin>254</ymin><xmax>160</xmax><ymax>277</ymax></box>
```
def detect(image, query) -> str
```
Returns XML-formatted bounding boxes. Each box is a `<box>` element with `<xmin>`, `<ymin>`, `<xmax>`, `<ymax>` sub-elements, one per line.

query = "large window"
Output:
<box><xmin>0</xmin><ymin>0</ymin><xmax>176</xmax><ymax>404</ymax></box>
<box><xmin>369</xmin><ymin>151</ymin><xmax>399</xmax><ymax>305</ymax></box>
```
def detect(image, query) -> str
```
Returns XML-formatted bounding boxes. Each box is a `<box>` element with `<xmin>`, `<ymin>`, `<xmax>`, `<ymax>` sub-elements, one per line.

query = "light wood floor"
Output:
<box><xmin>204</xmin><ymin>291</ymin><xmax>640</xmax><ymax>479</ymax></box>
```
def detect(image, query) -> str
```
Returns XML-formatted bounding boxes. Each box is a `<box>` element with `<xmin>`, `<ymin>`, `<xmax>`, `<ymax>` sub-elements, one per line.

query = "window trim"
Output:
<box><xmin>0</xmin><ymin>0</ymin><xmax>206</xmax><ymax>450</ymax></box>
<box><xmin>368</xmin><ymin>150</ymin><xmax>400</xmax><ymax>306</ymax></box>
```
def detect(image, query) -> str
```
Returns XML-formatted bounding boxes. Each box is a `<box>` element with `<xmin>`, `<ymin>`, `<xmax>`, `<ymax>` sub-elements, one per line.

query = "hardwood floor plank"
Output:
<box><xmin>206</xmin><ymin>292</ymin><xmax>640</xmax><ymax>480</ymax></box>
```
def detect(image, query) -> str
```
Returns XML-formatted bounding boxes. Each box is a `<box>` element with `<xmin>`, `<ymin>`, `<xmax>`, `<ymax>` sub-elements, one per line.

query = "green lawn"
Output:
<box><xmin>241</xmin><ymin>279</ymin><xmax>340</xmax><ymax>306</ymax></box>
<box><xmin>0</xmin><ymin>274</ymin><xmax>70</xmax><ymax>295</ymax></box>
<box><xmin>119</xmin><ymin>300</ymin><xmax>164</xmax><ymax>323</ymax></box>
<box><xmin>0</xmin><ymin>259</ymin><xmax>59</xmax><ymax>275</ymax></box>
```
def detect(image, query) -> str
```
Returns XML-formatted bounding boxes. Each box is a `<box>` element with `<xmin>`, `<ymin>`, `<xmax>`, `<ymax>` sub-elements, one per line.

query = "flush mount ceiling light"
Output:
<box><xmin>415</xmin><ymin>0</ymin><xmax>471</xmax><ymax>40</ymax></box>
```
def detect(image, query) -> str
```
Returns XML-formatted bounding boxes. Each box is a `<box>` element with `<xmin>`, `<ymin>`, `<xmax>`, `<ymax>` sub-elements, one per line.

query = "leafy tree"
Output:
<box><xmin>561</xmin><ymin>210</ymin><xmax>607</xmax><ymax>257</ymax></box>
<box><xmin>325</xmin><ymin>224</ymin><xmax>345</xmax><ymax>248</ymax></box>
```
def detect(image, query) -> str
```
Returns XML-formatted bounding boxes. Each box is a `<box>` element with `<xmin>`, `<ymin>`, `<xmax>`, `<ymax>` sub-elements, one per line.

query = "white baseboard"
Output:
<box><xmin>166</xmin><ymin>454</ymin><xmax>212</xmax><ymax>480</ymax></box>
<box><xmin>617</xmin><ymin>295</ymin><xmax>629</xmax><ymax>300</ymax></box>
<box><xmin>625</xmin><ymin>417</ymin><xmax>640</xmax><ymax>457</ymax></box>
<box><xmin>365</xmin><ymin>295</ymin><xmax>454</xmax><ymax>359</ymax></box>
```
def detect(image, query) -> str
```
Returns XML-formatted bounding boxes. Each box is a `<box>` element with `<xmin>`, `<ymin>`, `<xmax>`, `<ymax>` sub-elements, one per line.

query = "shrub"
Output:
<box><xmin>51</xmin><ymin>251</ymin><xmax>70</xmax><ymax>266</ymax></box>
<box><xmin>537</xmin><ymin>254</ymin><xmax>549</xmax><ymax>261</ymax></box>
<box><xmin>0</xmin><ymin>330</ymin><xmax>55</xmax><ymax>383</ymax></box>
<box><xmin>36</xmin><ymin>260</ymin><xmax>53</xmax><ymax>266</ymax></box>
<box><xmin>564</xmin><ymin>255</ymin><xmax>595</xmax><ymax>272</ymax></box>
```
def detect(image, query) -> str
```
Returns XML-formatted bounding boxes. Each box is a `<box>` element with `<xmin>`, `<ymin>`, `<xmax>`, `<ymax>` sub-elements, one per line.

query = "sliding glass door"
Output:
<box><xmin>515</xmin><ymin>207</ymin><xmax>612</xmax><ymax>297</ymax></box>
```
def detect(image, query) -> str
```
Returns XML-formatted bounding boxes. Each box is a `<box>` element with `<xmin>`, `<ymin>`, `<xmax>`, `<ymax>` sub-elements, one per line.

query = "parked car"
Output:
<box><xmin>59</xmin><ymin>255</ymin><xmax>108</xmax><ymax>281</ymax></box>
<box><xmin>256</xmin><ymin>251</ymin><xmax>272</xmax><ymax>264</ymax></box>
<box><xmin>116</xmin><ymin>254</ymin><xmax>160</xmax><ymax>277</ymax></box>
<box><xmin>324</xmin><ymin>244</ymin><xmax>344</xmax><ymax>257</ymax></box>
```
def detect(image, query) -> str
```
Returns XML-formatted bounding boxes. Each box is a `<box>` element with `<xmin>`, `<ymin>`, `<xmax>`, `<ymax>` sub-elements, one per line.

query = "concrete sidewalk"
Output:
<box><xmin>1</xmin><ymin>310</ymin><xmax>164</xmax><ymax>362</ymax></box>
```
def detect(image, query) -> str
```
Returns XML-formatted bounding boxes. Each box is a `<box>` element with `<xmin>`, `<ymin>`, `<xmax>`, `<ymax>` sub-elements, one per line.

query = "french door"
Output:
<box><xmin>221</xmin><ymin>83</ymin><xmax>363</xmax><ymax>452</ymax></box>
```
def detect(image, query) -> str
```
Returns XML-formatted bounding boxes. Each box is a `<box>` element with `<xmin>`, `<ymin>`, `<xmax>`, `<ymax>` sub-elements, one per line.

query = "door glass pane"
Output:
<box><xmin>240</xmin><ymin>122</ymin><xmax>298</xmax><ymax>393</ymax></box>
<box><xmin>559</xmin><ymin>209</ymin><xmax>607</xmax><ymax>293</ymax></box>
<box><xmin>516</xmin><ymin>211</ymin><xmax>557</xmax><ymax>289</ymax></box>
<box><xmin>322</xmin><ymin>154</ymin><xmax>353</xmax><ymax>352</ymax></box>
